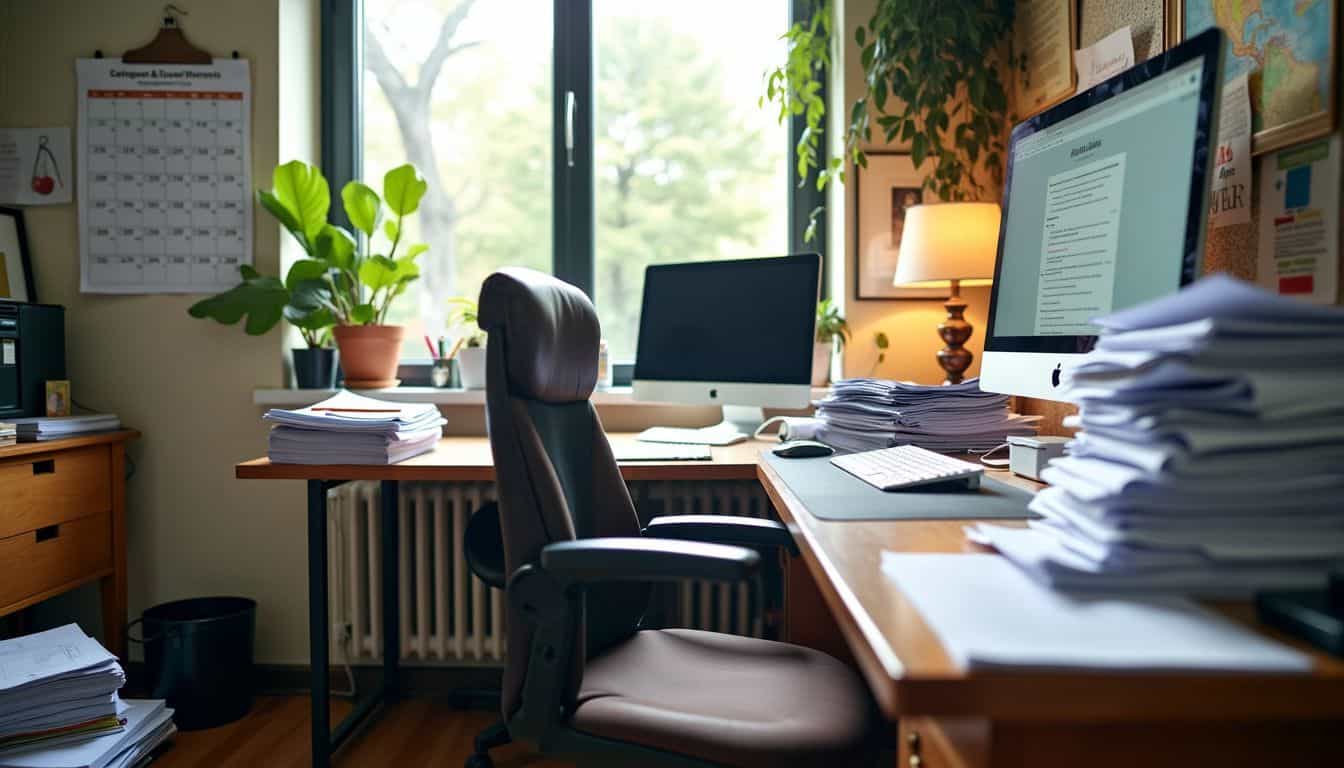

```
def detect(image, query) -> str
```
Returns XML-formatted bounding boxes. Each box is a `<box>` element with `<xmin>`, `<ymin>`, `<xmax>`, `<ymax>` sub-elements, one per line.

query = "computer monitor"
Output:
<box><xmin>633</xmin><ymin>253</ymin><xmax>820</xmax><ymax>440</ymax></box>
<box><xmin>981</xmin><ymin>28</ymin><xmax>1224</xmax><ymax>401</ymax></box>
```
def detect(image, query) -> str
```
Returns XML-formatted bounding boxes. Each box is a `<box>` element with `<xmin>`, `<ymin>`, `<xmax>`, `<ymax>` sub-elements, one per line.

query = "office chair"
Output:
<box><xmin>462</xmin><ymin>267</ymin><xmax>878</xmax><ymax>767</ymax></box>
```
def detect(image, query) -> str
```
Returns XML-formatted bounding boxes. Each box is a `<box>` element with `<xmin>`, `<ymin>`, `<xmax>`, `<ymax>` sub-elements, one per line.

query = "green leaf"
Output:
<box><xmin>285</xmin><ymin>259</ymin><xmax>329</xmax><ymax>292</ymax></box>
<box><xmin>270</xmin><ymin>160</ymin><xmax>330</xmax><ymax>244</ymax></box>
<box><xmin>358</xmin><ymin>255</ymin><xmax>399</xmax><ymax>292</ymax></box>
<box><xmin>239</xmin><ymin>264</ymin><xmax>261</xmax><ymax>281</ymax></box>
<box><xmin>285</xmin><ymin>305</ymin><xmax>334</xmax><ymax>331</ymax></box>
<box><xmin>382</xmin><ymin>164</ymin><xmax>428</xmax><ymax>217</ymax></box>
<box><xmin>187</xmin><ymin>276</ymin><xmax>288</xmax><ymax>336</ymax></box>
<box><xmin>875</xmin><ymin>331</ymin><xmax>890</xmax><ymax>350</ymax></box>
<box><xmin>402</xmin><ymin>243</ymin><xmax>429</xmax><ymax>261</ymax></box>
<box><xmin>341</xmin><ymin>181</ymin><xmax>382</xmax><ymax>237</ymax></box>
<box><xmin>383</xmin><ymin>218</ymin><xmax>399</xmax><ymax>243</ymax></box>
<box><xmin>350</xmin><ymin>303</ymin><xmax>376</xmax><ymax>325</ymax></box>
<box><xmin>315</xmin><ymin>225</ymin><xmax>357</xmax><ymax>271</ymax></box>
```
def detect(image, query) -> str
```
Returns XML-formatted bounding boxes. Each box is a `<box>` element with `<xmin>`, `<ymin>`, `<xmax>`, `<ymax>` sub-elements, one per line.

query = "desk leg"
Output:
<box><xmin>381</xmin><ymin>480</ymin><xmax>400</xmax><ymax>701</ymax></box>
<box><xmin>307</xmin><ymin>480</ymin><xmax>331</xmax><ymax>768</ymax></box>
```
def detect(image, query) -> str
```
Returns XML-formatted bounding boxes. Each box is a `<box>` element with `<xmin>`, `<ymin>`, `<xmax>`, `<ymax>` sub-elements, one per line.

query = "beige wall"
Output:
<box><xmin>0</xmin><ymin>0</ymin><xmax>321</xmax><ymax>663</ymax></box>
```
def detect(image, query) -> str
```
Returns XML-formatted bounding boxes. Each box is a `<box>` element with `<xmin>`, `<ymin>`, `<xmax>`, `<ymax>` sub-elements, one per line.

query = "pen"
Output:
<box><xmin>312</xmin><ymin>407</ymin><xmax>402</xmax><ymax>413</ymax></box>
<box><xmin>447</xmin><ymin>336</ymin><xmax>465</xmax><ymax>360</ymax></box>
<box><xmin>423</xmin><ymin>334</ymin><xmax>438</xmax><ymax>360</ymax></box>
<box><xmin>437</xmin><ymin>336</ymin><xmax>447</xmax><ymax>360</ymax></box>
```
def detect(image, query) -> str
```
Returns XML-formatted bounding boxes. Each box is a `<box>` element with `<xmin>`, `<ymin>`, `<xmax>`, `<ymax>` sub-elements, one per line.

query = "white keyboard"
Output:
<box><xmin>831</xmin><ymin>445</ymin><xmax>983</xmax><ymax>492</ymax></box>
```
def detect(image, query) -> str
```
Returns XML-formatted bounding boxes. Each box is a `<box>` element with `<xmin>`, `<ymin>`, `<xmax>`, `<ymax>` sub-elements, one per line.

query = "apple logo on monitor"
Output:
<box><xmin>1051</xmin><ymin>364</ymin><xmax>1062</xmax><ymax>388</ymax></box>
<box><xmin>709</xmin><ymin>388</ymin><xmax>718</xmax><ymax>399</ymax></box>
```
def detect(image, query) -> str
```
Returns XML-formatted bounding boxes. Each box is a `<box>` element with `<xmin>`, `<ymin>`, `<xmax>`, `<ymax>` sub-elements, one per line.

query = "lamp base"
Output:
<box><xmin>937</xmin><ymin>282</ymin><xmax>973</xmax><ymax>385</ymax></box>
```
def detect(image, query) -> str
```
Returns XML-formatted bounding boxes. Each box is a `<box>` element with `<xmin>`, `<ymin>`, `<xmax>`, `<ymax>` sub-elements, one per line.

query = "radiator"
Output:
<box><xmin>326</xmin><ymin>479</ymin><xmax>775</xmax><ymax>665</ymax></box>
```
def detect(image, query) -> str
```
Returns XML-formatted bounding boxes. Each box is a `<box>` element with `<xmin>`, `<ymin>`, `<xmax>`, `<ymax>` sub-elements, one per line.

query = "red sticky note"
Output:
<box><xmin>1279</xmin><ymin>275</ymin><xmax>1314</xmax><ymax>294</ymax></box>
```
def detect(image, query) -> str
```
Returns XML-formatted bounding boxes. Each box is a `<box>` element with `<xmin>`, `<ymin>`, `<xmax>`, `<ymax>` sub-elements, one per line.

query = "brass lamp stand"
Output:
<box><xmin>937</xmin><ymin>278</ymin><xmax>973</xmax><ymax>384</ymax></box>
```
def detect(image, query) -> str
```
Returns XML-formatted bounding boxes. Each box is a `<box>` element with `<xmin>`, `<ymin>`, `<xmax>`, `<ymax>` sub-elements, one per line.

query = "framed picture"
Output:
<box><xmin>853</xmin><ymin>153</ymin><xmax>944</xmax><ymax>300</ymax></box>
<box><xmin>1167</xmin><ymin>0</ymin><xmax>1337</xmax><ymax>155</ymax></box>
<box><xmin>1013</xmin><ymin>0</ymin><xmax>1077</xmax><ymax>117</ymax></box>
<box><xmin>0</xmin><ymin>207</ymin><xmax>35</xmax><ymax>303</ymax></box>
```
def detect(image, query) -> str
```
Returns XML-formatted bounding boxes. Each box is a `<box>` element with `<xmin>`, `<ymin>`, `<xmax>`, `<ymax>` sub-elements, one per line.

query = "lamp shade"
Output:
<box><xmin>892</xmin><ymin>202</ymin><xmax>1001</xmax><ymax>288</ymax></box>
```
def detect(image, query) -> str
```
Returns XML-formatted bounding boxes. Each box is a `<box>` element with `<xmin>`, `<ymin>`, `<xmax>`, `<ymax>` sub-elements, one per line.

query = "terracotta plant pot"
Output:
<box><xmin>332</xmin><ymin>325</ymin><xmax>404</xmax><ymax>388</ymax></box>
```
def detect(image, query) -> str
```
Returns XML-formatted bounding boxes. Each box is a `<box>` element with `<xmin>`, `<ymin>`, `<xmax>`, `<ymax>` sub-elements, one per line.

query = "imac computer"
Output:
<box><xmin>633</xmin><ymin>253</ymin><xmax>820</xmax><ymax>445</ymax></box>
<box><xmin>981</xmin><ymin>28</ymin><xmax>1225</xmax><ymax>400</ymax></box>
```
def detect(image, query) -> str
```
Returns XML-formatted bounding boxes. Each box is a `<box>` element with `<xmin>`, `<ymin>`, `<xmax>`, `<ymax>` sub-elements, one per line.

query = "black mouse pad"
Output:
<box><xmin>762</xmin><ymin>451</ymin><xmax>1037</xmax><ymax>521</ymax></box>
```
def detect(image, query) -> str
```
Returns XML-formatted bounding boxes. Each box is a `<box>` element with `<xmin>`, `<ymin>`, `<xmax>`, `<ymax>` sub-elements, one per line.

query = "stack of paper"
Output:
<box><xmin>814</xmin><ymin>378</ymin><xmax>1038</xmax><ymax>453</ymax></box>
<box><xmin>971</xmin><ymin>275</ymin><xmax>1344</xmax><ymax>596</ymax></box>
<box><xmin>0</xmin><ymin>423</ymin><xmax>15</xmax><ymax>447</ymax></box>
<box><xmin>9</xmin><ymin>416</ymin><xmax>120</xmax><ymax>442</ymax></box>
<box><xmin>264</xmin><ymin>390</ymin><xmax>445</xmax><ymax>465</ymax></box>
<box><xmin>0</xmin><ymin>627</ymin><xmax>128</xmax><ymax>755</ymax></box>
<box><xmin>0</xmin><ymin>700</ymin><xmax>174</xmax><ymax>768</ymax></box>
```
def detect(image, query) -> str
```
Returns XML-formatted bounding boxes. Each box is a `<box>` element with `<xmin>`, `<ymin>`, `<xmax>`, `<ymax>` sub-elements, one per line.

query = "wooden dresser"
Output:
<box><xmin>0</xmin><ymin>430</ymin><xmax>137</xmax><ymax>659</ymax></box>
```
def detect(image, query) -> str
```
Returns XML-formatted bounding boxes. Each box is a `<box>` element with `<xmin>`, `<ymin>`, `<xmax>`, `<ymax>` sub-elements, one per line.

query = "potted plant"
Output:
<box><xmin>190</xmin><ymin>160</ymin><xmax>430</xmax><ymax>389</ymax></box>
<box><xmin>813</xmin><ymin>298</ymin><xmax>849</xmax><ymax>386</ymax></box>
<box><xmin>447</xmin><ymin>297</ymin><xmax>487</xmax><ymax>389</ymax></box>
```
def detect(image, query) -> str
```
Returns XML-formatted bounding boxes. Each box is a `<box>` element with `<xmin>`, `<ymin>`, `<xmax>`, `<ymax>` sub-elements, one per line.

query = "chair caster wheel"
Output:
<box><xmin>464</xmin><ymin>755</ymin><xmax>494</xmax><ymax>768</ymax></box>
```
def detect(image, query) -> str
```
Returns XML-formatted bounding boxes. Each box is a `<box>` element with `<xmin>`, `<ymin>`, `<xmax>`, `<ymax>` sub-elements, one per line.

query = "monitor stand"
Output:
<box><xmin>635</xmin><ymin>405</ymin><xmax>764</xmax><ymax>446</ymax></box>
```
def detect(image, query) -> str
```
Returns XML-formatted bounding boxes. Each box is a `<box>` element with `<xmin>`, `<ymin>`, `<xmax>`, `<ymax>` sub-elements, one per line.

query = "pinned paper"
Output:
<box><xmin>1074</xmin><ymin>27</ymin><xmax>1134</xmax><ymax>93</ymax></box>
<box><xmin>0</xmin><ymin>127</ymin><xmax>72</xmax><ymax>205</ymax></box>
<box><xmin>1209</xmin><ymin>73</ymin><xmax>1252</xmax><ymax>228</ymax></box>
<box><xmin>1257</xmin><ymin>135</ymin><xmax>1340</xmax><ymax>304</ymax></box>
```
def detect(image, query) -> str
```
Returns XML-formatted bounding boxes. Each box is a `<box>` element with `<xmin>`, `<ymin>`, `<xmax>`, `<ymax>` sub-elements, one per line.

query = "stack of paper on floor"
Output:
<box><xmin>0</xmin><ymin>627</ymin><xmax>128</xmax><ymax>755</ymax></box>
<box><xmin>970</xmin><ymin>275</ymin><xmax>1344</xmax><ymax>597</ymax></box>
<box><xmin>9</xmin><ymin>415</ymin><xmax>120</xmax><ymax>442</ymax></box>
<box><xmin>0</xmin><ymin>700</ymin><xmax>175</xmax><ymax>768</ymax></box>
<box><xmin>813</xmin><ymin>377</ymin><xmax>1038</xmax><ymax>453</ymax></box>
<box><xmin>264</xmin><ymin>390</ymin><xmax>445</xmax><ymax>465</ymax></box>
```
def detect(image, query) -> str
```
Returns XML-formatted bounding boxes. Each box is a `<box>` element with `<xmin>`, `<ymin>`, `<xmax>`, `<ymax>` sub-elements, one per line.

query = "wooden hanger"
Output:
<box><xmin>122</xmin><ymin>4</ymin><xmax>212</xmax><ymax>65</ymax></box>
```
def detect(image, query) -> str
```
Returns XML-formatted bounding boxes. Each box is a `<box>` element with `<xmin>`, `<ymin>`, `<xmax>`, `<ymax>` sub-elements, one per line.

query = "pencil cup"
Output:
<box><xmin>432</xmin><ymin>358</ymin><xmax>460</xmax><ymax>388</ymax></box>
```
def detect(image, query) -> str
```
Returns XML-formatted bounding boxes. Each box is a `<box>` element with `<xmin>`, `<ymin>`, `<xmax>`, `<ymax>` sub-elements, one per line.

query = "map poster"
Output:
<box><xmin>1173</xmin><ymin>0</ymin><xmax>1337</xmax><ymax>155</ymax></box>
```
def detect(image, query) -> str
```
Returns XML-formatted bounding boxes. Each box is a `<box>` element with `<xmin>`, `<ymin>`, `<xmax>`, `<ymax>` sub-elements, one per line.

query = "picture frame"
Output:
<box><xmin>1013</xmin><ymin>0</ymin><xmax>1077</xmax><ymax>117</ymax></box>
<box><xmin>1167</xmin><ymin>0</ymin><xmax>1337</xmax><ymax>155</ymax></box>
<box><xmin>0</xmin><ymin>206</ymin><xmax>35</xmax><ymax>303</ymax></box>
<box><xmin>853</xmin><ymin>152</ymin><xmax>945</xmax><ymax>300</ymax></box>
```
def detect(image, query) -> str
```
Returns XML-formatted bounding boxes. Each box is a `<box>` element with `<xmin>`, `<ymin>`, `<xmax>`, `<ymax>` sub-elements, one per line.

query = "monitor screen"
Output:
<box><xmin>985</xmin><ymin>31</ymin><xmax>1220</xmax><ymax>358</ymax></box>
<box><xmin>634</xmin><ymin>254</ymin><xmax>819</xmax><ymax>385</ymax></box>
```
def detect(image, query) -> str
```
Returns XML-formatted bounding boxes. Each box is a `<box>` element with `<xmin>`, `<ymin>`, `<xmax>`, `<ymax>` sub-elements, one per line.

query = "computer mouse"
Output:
<box><xmin>772</xmin><ymin>440</ymin><xmax>835</xmax><ymax>458</ymax></box>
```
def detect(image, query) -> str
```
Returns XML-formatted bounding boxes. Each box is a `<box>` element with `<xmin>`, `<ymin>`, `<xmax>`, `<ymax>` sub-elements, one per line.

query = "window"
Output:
<box><xmin>329</xmin><ymin>0</ymin><xmax>824</xmax><ymax>360</ymax></box>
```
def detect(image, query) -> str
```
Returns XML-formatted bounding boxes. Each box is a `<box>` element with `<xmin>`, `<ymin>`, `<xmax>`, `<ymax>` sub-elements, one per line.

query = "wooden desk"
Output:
<box><xmin>1</xmin><ymin>430</ymin><xmax>138</xmax><ymax>659</ymax></box>
<box><xmin>758</xmin><ymin>460</ymin><xmax>1344</xmax><ymax>768</ymax></box>
<box><xmin>236</xmin><ymin>434</ymin><xmax>771</xmax><ymax>768</ymax></box>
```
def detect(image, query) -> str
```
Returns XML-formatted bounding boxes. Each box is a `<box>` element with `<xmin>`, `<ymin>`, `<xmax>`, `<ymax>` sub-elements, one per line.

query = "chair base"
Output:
<box><xmin>464</xmin><ymin>718</ymin><xmax>511</xmax><ymax>768</ymax></box>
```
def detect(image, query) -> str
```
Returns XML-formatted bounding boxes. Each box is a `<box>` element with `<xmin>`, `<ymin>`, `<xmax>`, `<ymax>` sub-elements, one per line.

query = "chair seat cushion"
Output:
<box><xmin>572</xmin><ymin>629</ymin><xmax>878</xmax><ymax>767</ymax></box>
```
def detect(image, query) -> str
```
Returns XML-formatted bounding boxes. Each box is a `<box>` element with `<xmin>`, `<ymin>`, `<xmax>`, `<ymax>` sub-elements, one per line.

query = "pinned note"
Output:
<box><xmin>1074</xmin><ymin>27</ymin><xmax>1134</xmax><ymax>93</ymax></box>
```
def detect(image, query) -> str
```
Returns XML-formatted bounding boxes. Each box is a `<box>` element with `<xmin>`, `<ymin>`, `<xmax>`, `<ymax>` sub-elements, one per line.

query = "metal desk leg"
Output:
<box><xmin>307</xmin><ymin>480</ymin><xmax>331</xmax><ymax>768</ymax></box>
<box><xmin>381</xmin><ymin>480</ymin><xmax>400</xmax><ymax>701</ymax></box>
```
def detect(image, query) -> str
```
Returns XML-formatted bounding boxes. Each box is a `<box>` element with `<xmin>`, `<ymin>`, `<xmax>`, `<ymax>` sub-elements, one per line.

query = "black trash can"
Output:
<box><xmin>131</xmin><ymin>596</ymin><xmax>257</xmax><ymax>730</ymax></box>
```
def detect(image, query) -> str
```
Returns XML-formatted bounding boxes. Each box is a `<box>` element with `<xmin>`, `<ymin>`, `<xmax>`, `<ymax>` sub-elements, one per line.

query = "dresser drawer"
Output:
<box><xmin>0</xmin><ymin>445</ymin><xmax>111</xmax><ymax>539</ymax></box>
<box><xmin>0</xmin><ymin>512</ymin><xmax>113</xmax><ymax>610</ymax></box>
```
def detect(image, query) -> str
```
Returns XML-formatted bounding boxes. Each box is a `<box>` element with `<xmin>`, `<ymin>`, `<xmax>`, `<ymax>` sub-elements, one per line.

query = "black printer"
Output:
<box><xmin>0</xmin><ymin>301</ymin><xmax>66</xmax><ymax>419</ymax></box>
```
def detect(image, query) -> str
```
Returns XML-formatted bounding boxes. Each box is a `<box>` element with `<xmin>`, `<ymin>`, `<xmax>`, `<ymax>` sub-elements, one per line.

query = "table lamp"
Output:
<box><xmin>892</xmin><ymin>202</ymin><xmax>1000</xmax><ymax>384</ymax></box>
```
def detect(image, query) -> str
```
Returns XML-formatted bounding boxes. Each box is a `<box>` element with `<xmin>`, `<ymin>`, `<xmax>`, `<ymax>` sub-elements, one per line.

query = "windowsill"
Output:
<box><xmin>252</xmin><ymin>386</ymin><xmax>833</xmax><ymax>408</ymax></box>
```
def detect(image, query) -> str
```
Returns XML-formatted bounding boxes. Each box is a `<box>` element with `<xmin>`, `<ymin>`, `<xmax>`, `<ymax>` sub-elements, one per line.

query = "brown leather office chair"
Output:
<box><xmin>462</xmin><ymin>267</ymin><xmax>878</xmax><ymax>768</ymax></box>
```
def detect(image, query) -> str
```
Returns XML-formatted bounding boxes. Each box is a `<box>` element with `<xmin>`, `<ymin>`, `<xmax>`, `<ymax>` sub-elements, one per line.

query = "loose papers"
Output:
<box><xmin>263</xmin><ymin>390</ymin><xmax>445</xmax><ymax>465</ymax></box>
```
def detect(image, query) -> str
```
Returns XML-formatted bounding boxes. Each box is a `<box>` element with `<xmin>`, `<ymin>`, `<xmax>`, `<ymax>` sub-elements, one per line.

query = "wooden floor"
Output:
<box><xmin>153</xmin><ymin>695</ymin><xmax>571</xmax><ymax>768</ymax></box>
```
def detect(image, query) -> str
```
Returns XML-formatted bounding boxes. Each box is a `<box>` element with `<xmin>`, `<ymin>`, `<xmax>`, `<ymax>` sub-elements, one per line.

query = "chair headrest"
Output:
<box><xmin>478</xmin><ymin>267</ymin><xmax>600</xmax><ymax>403</ymax></box>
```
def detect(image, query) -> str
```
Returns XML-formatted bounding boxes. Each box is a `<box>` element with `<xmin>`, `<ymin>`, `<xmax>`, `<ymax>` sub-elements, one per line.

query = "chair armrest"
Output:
<box><xmin>643</xmin><ymin>514</ymin><xmax>800</xmax><ymax>556</ymax></box>
<box><xmin>539</xmin><ymin>537</ymin><xmax>759</xmax><ymax>585</ymax></box>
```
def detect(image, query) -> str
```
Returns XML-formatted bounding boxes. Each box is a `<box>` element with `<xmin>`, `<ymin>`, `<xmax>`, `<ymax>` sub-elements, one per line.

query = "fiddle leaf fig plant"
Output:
<box><xmin>765</xmin><ymin>0</ymin><xmax>1017</xmax><ymax>239</ymax></box>
<box><xmin>190</xmin><ymin>160</ymin><xmax>430</xmax><ymax>342</ymax></box>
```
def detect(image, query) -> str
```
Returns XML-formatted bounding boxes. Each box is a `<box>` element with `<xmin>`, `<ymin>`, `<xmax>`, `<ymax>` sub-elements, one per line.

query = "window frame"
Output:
<box><xmin>321</xmin><ymin>0</ymin><xmax>828</xmax><ymax>361</ymax></box>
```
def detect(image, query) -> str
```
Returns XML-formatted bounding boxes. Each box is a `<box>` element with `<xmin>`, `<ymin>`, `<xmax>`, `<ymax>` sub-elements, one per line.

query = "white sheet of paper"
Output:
<box><xmin>1257</xmin><ymin>135</ymin><xmax>1341</xmax><ymax>304</ymax></box>
<box><xmin>884</xmin><ymin>552</ymin><xmax>1314</xmax><ymax>671</ymax></box>
<box><xmin>0</xmin><ymin>128</ymin><xmax>73</xmax><ymax>205</ymax></box>
<box><xmin>0</xmin><ymin>700</ymin><xmax>168</xmax><ymax>768</ymax></box>
<box><xmin>1074</xmin><ymin>26</ymin><xmax>1134</xmax><ymax>93</ymax></box>
<box><xmin>76</xmin><ymin>58</ymin><xmax>253</xmax><ymax>295</ymax></box>
<box><xmin>1208</xmin><ymin>73</ymin><xmax>1251</xmax><ymax>227</ymax></box>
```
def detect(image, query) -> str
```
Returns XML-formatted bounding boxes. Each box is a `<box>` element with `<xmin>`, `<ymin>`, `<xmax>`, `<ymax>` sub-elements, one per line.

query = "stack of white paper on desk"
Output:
<box><xmin>970</xmin><ymin>275</ymin><xmax>1344</xmax><ymax>597</ymax></box>
<box><xmin>0</xmin><ymin>626</ymin><xmax>128</xmax><ymax>755</ymax></box>
<box><xmin>263</xmin><ymin>390</ymin><xmax>445</xmax><ymax>465</ymax></box>
<box><xmin>9</xmin><ymin>415</ymin><xmax>120</xmax><ymax>442</ymax></box>
<box><xmin>0</xmin><ymin>423</ymin><xmax>15</xmax><ymax>447</ymax></box>
<box><xmin>813</xmin><ymin>377</ymin><xmax>1038</xmax><ymax>453</ymax></box>
<box><xmin>0</xmin><ymin>700</ymin><xmax>174</xmax><ymax>768</ymax></box>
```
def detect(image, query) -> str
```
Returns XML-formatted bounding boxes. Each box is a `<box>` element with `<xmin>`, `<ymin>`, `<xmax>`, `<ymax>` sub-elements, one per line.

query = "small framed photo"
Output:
<box><xmin>45</xmin><ymin>380</ymin><xmax>71</xmax><ymax>417</ymax></box>
<box><xmin>854</xmin><ymin>153</ymin><xmax>944</xmax><ymax>300</ymax></box>
<box><xmin>0</xmin><ymin>207</ymin><xmax>35</xmax><ymax>303</ymax></box>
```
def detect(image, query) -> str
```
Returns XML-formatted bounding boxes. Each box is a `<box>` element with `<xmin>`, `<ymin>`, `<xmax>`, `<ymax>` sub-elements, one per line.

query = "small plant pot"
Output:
<box><xmin>811</xmin><ymin>341</ymin><xmax>833</xmax><ymax>387</ymax></box>
<box><xmin>292</xmin><ymin>347</ymin><xmax>338</xmax><ymax>389</ymax></box>
<box><xmin>333</xmin><ymin>324</ymin><xmax>404</xmax><ymax>388</ymax></box>
<box><xmin>458</xmin><ymin>346</ymin><xmax>487</xmax><ymax>390</ymax></box>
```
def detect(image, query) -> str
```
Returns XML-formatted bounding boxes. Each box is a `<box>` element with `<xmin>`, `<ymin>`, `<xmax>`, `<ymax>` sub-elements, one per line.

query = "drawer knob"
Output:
<box><xmin>32</xmin><ymin>459</ymin><xmax>55</xmax><ymax>475</ymax></box>
<box><xmin>36</xmin><ymin>524</ymin><xmax>60</xmax><ymax>542</ymax></box>
<box><xmin>909</xmin><ymin>755</ymin><xmax>923</xmax><ymax>768</ymax></box>
<box><xmin>907</xmin><ymin>731</ymin><xmax>921</xmax><ymax>751</ymax></box>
